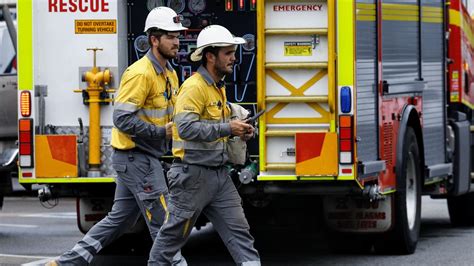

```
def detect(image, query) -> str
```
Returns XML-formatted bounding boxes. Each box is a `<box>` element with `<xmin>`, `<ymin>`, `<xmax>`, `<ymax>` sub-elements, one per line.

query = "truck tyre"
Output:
<box><xmin>0</xmin><ymin>171</ymin><xmax>12</xmax><ymax>210</ymax></box>
<box><xmin>0</xmin><ymin>171</ymin><xmax>13</xmax><ymax>195</ymax></box>
<box><xmin>375</xmin><ymin>127</ymin><xmax>421</xmax><ymax>254</ymax></box>
<box><xmin>447</xmin><ymin>192</ymin><xmax>474</xmax><ymax>226</ymax></box>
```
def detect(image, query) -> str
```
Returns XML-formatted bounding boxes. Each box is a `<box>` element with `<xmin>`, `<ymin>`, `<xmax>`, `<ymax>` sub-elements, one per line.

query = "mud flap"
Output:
<box><xmin>323</xmin><ymin>194</ymin><xmax>393</xmax><ymax>233</ymax></box>
<box><xmin>77</xmin><ymin>197</ymin><xmax>113</xmax><ymax>233</ymax></box>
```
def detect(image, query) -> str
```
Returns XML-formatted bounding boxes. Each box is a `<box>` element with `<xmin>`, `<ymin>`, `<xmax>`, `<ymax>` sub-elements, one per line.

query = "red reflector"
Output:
<box><xmin>20</xmin><ymin>132</ymin><xmax>31</xmax><ymax>142</ymax></box>
<box><xmin>20</xmin><ymin>143</ymin><xmax>31</xmax><ymax>155</ymax></box>
<box><xmin>19</xmin><ymin>119</ymin><xmax>31</xmax><ymax>131</ymax></box>
<box><xmin>340</xmin><ymin>140</ymin><xmax>352</xmax><ymax>152</ymax></box>
<box><xmin>342</xmin><ymin>168</ymin><xmax>352</xmax><ymax>174</ymax></box>
<box><xmin>340</xmin><ymin>128</ymin><xmax>351</xmax><ymax>139</ymax></box>
<box><xmin>22</xmin><ymin>172</ymin><xmax>33</xmax><ymax>177</ymax></box>
<box><xmin>339</xmin><ymin>115</ymin><xmax>352</xmax><ymax>128</ymax></box>
<box><xmin>20</xmin><ymin>91</ymin><xmax>31</xmax><ymax>117</ymax></box>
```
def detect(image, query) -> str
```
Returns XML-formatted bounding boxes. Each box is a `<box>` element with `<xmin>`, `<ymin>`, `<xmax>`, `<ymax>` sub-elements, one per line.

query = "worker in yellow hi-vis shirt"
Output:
<box><xmin>148</xmin><ymin>25</ymin><xmax>261</xmax><ymax>266</ymax></box>
<box><xmin>47</xmin><ymin>7</ymin><xmax>188</xmax><ymax>266</ymax></box>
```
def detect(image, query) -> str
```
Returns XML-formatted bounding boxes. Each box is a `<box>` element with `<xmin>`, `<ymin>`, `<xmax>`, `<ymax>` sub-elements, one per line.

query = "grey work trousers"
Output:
<box><xmin>56</xmin><ymin>150</ymin><xmax>186</xmax><ymax>266</ymax></box>
<box><xmin>148</xmin><ymin>163</ymin><xmax>261</xmax><ymax>266</ymax></box>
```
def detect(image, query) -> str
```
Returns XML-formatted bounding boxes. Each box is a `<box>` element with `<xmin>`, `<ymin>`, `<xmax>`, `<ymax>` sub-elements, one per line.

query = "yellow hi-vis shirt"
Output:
<box><xmin>111</xmin><ymin>50</ymin><xmax>179</xmax><ymax>158</ymax></box>
<box><xmin>172</xmin><ymin>66</ymin><xmax>232</xmax><ymax>167</ymax></box>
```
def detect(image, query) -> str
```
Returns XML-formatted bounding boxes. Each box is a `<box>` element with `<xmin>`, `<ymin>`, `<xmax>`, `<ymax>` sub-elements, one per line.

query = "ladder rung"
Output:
<box><xmin>266</xmin><ymin>129</ymin><xmax>328</xmax><ymax>137</ymax></box>
<box><xmin>266</xmin><ymin>96</ymin><xmax>328</xmax><ymax>103</ymax></box>
<box><xmin>266</xmin><ymin>62</ymin><xmax>328</xmax><ymax>69</ymax></box>
<box><xmin>266</xmin><ymin>163</ymin><xmax>296</xmax><ymax>170</ymax></box>
<box><xmin>265</xmin><ymin>28</ymin><xmax>328</xmax><ymax>35</ymax></box>
<box><xmin>471</xmin><ymin>172</ymin><xmax>474</xmax><ymax>179</ymax></box>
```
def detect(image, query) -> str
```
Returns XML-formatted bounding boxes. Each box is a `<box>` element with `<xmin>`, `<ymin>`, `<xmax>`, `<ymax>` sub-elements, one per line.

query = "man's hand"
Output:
<box><xmin>165</xmin><ymin>122</ymin><xmax>173</xmax><ymax>139</ymax></box>
<box><xmin>230</xmin><ymin>120</ymin><xmax>254</xmax><ymax>137</ymax></box>
<box><xmin>240</xmin><ymin>131</ymin><xmax>254</xmax><ymax>141</ymax></box>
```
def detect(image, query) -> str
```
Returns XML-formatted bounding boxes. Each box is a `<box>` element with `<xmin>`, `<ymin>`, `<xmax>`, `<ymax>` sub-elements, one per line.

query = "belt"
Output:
<box><xmin>172</xmin><ymin>158</ymin><xmax>223</xmax><ymax>170</ymax></box>
<box><xmin>113</xmin><ymin>147</ymin><xmax>158</xmax><ymax>159</ymax></box>
<box><xmin>113</xmin><ymin>147</ymin><xmax>142</xmax><ymax>153</ymax></box>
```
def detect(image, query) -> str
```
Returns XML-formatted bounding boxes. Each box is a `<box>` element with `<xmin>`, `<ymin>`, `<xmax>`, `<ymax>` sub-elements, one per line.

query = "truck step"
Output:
<box><xmin>266</xmin><ymin>163</ymin><xmax>296</xmax><ymax>170</ymax></box>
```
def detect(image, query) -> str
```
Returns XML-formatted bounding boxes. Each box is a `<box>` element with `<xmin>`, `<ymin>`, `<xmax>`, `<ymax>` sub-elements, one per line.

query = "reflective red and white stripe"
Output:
<box><xmin>19</xmin><ymin>118</ymin><xmax>33</xmax><ymax>168</ymax></box>
<box><xmin>339</xmin><ymin>115</ymin><xmax>353</xmax><ymax>164</ymax></box>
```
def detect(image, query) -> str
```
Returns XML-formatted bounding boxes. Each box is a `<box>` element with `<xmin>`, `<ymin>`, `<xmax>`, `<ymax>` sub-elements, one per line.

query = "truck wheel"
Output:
<box><xmin>447</xmin><ymin>192</ymin><xmax>474</xmax><ymax>226</ymax></box>
<box><xmin>375</xmin><ymin>127</ymin><xmax>421</xmax><ymax>254</ymax></box>
<box><xmin>0</xmin><ymin>171</ymin><xmax>13</xmax><ymax>195</ymax></box>
<box><xmin>0</xmin><ymin>171</ymin><xmax>12</xmax><ymax>210</ymax></box>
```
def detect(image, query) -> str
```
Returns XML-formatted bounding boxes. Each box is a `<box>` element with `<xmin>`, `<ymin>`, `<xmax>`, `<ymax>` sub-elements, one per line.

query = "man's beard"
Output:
<box><xmin>216</xmin><ymin>62</ymin><xmax>233</xmax><ymax>77</ymax></box>
<box><xmin>157</xmin><ymin>45</ymin><xmax>178</xmax><ymax>60</ymax></box>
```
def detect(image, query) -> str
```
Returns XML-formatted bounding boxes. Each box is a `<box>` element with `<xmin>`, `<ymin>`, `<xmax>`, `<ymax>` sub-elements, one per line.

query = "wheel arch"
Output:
<box><xmin>397</xmin><ymin>104</ymin><xmax>424</xmax><ymax>184</ymax></box>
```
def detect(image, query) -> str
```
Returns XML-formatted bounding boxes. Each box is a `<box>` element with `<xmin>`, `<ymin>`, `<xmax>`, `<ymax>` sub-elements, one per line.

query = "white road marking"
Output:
<box><xmin>0</xmin><ymin>254</ymin><xmax>58</xmax><ymax>266</ymax></box>
<box><xmin>0</xmin><ymin>254</ymin><xmax>54</xmax><ymax>266</ymax></box>
<box><xmin>20</xmin><ymin>212</ymin><xmax>76</xmax><ymax>219</ymax></box>
<box><xmin>0</xmin><ymin>212</ymin><xmax>76</xmax><ymax>219</ymax></box>
<box><xmin>0</xmin><ymin>254</ymin><xmax>49</xmax><ymax>259</ymax></box>
<box><xmin>4</xmin><ymin>197</ymin><xmax>40</xmax><ymax>202</ymax></box>
<box><xmin>0</xmin><ymin>223</ymin><xmax>38</xmax><ymax>228</ymax></box>
<box><xmin>22</xmin><ymin>257</ymin><xmax>58</xmax><ymax>266</ymax></box>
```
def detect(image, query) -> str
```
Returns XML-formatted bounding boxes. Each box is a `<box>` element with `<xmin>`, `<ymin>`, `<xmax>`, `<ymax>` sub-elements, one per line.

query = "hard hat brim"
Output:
<box><xmin>143</xmin><ymin>24</ymin><xmax>188</xmax><ymax>32</ymax></box>
<box><xmin>190</xmin><ymin>37</ymin><xmax>246</xmax><ymax>62</ymax></box>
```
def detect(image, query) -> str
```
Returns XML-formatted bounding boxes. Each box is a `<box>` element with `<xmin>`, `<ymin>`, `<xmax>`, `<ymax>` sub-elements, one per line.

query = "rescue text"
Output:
<box><xmin>48</xmin><ymin>0</ymin><xmax>110</xmax><ymax>13</ymax></box>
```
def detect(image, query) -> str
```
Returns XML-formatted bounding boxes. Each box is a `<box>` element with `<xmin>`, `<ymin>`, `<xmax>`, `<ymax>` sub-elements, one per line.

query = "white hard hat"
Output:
<box><xmin>144</xmin><ymin>7</ymin><xmax>188</xmax><ymax>32</ymax></box>
<box><xmin>190</xmin><ymin>25</ymin><xmax>246</xmax><ymax>62</ymax></box>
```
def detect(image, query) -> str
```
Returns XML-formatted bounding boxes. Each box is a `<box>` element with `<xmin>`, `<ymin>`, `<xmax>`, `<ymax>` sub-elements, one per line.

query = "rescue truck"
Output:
<box><xmin>16</xmin><ymin>0</ymin><xmax>474</xmax><ymax>254</ymax></box>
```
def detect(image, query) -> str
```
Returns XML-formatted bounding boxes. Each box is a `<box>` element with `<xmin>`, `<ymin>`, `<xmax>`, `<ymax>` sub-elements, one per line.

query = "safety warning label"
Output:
<box><xmin>323</xmin><ymin>195</ymin><xmax>393</xmax><ymax>233</ymax></box>
<box><xmin>75</xmin><ymin>20</ymin><xmax>116</xmax><ymax>34</ymax></box>
<box><xmin>284</xmin><ymin>41</ymin><xmax>312</xmax><ymax>56</ymax></box>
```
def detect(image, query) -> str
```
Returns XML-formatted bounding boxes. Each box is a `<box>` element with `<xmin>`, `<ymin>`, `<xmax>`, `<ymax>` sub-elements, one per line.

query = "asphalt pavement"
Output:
<box><xmin>1</xmin><ymin>196</ymin><xmax>474</xmax><ymax>265</ymax></box>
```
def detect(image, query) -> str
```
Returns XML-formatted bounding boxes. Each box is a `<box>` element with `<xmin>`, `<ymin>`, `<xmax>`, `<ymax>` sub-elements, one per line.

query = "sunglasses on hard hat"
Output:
<box><xmin>173</xmin><ymin>15</ymin><xmax>184</xmax><ymax>23</ymax></box>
